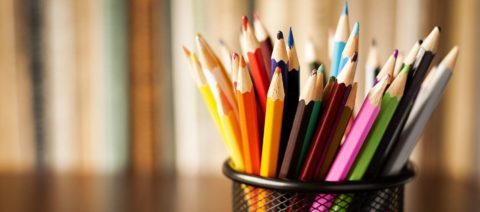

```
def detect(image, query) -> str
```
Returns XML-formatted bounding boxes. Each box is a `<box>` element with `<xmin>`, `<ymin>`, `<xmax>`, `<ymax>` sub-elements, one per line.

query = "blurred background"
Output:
<box><xmin>0</xmin><ymin>0</ymin><xmax>479</xmax><ymax>211</ymax></box>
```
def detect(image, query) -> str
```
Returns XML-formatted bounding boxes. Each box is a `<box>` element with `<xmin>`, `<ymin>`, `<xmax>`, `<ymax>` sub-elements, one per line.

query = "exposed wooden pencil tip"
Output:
<box><xmin>351</xmin><ymin>52</ymin><xmax>358</xmax><ymax>62</ymax></box>
<box><xmin>393</xmin><ymin>49</ymin><xmax>399</xmax><ymax>58</ymax></box>
<box><xmin>182</xmin><ymin>46</ymin><xmax>191</xmax><ymax>57</ymax></box>
<box><xmin>242</xmin><ymin>16</ymin><xmax>248</xmax><ymax>31</ymax></box>
<box><xmin>440</xmin><ymin>46</ymin><xmax>459</xmax><ymax>70</ymax></box>
<box><xmin>239</xmin><ymin>55</ymin><xmax>246</xmax><ymax>66</ymax></box>
<box><xmin>352</xmin><ymin>22</ymin><xmax>359</xmax><ymax>36</ymax></box>
<box><xmin>277</xmin><ymin>31</ymin><xmax>284</xmax><ymax>40</ymax></box>
<box><xmin>317</xmin><ymin>64</ymin><xmax>325</xmax><ymax>73</ymax></box>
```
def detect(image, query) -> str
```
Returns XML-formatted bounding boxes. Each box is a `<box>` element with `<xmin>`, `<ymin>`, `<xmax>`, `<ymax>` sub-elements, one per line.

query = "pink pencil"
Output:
<box><xmin>310</xmin><ymin>75</ymin><xmax>390</xmax><ymax>212</ymax></box>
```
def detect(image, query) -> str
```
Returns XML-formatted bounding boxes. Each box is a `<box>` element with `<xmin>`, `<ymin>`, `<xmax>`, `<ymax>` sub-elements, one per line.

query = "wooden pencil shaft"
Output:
<box><xmin>260</xmin><ymin>39</ymin><xmax>273</xmax><ymax>78</ymax></box>
<box><xmin>315</xmin><ymin>94</ymin><xmax>353</xmax><ymax>179</ymax></box>
<box><xmin>383</xmin><ymin>68</ymin><xmax>452</xmax><ymax>175</ymax></box>
<box><xmin>296</xmin><ymin>101</ymin><xmax>323</xmax><ymax>176</ymax></box>
<box><xmin>278</xmin><ymin>70</ymin><xmax>300</xmax><ymax>173</ymax></box>
<box><xmin>279</xmin><ymin>101</ymin><xmax>314</xmax><ymax>179</ymax></box>
<box><xmin>313</xmin><ymin>86</ymin><xmax>352</xmax><ymax>179</ymax></box>
<box><xmin>299</xmin><ymin>82</ymin><xmax>347</xmax><ymax>181</ymax></box>
<box><xmin>247</xmin><ymin>50</ymin><xmax>269</xmax><ymax>113</ymax></box>
<box><xmin>364</xmin><ymin>50</ymin><xmax>435</xmax><ymax>178</ymax></box>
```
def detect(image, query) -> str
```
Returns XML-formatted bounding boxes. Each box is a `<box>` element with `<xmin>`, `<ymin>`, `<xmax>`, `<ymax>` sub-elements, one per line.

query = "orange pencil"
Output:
<box><xmin>236</xmin><ymin>56</ymin><xmax>262</xmax><ymax>175</ymax></box>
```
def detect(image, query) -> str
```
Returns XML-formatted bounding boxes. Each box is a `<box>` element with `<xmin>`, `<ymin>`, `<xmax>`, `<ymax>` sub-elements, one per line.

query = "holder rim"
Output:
<box><xmin>222</xmin><ymin>159</ymin><xmax>415</xmax><ymax>193</ymax></box>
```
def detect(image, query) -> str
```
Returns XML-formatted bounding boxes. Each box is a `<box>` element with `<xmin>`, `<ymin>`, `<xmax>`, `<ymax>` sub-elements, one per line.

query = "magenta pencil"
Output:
<box><xmin>310</xmin><ymin>75</ymin><xmax>390</xmax><ymax>211</ymax></box>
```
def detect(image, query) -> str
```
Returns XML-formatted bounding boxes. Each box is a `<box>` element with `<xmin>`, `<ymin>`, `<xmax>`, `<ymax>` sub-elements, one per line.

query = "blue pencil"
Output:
<box><xmin>330</xmin><ymin>2</ymin><xmax>350</xmax><ymax>77</ymax></box>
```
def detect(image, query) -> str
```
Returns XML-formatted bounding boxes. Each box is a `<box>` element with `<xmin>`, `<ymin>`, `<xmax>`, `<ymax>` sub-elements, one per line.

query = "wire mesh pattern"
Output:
<box><xmin>232</xmin><ymin>182</ymin><xmax>404</xmax><ymax>212</ymax></box>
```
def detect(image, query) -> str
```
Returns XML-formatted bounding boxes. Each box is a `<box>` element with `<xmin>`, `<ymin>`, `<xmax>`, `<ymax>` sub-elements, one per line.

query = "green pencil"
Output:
<box><xmin>295</xmin><ymin>65</ymin><xmax>326</xmax><ymax>175</ymax></box>
<box><xmin>329</xmin><ymin>63</ymin><xmax>410</xmax><ymax>212</ymax></box>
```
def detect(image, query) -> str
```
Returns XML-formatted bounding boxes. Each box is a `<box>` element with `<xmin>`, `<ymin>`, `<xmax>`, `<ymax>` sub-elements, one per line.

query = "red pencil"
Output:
<box><xmin>253</xmin><ymin>13</ymin><xmax>273</xmax><ymax>79</ymax></box>
<box><xmin>241</xmin><ymin>16</ymin><xmax>270</xmax><ymax>114</ymax></box>
<box><xmin>299</xmin><ymin>52</ymin><xmax>358</xmax><ymax>181</ymax></box>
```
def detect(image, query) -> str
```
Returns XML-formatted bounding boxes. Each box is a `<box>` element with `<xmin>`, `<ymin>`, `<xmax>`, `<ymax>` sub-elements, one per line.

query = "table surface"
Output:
<box><xmin>0</xmin><ymin>171</ymin><xmax>478</xmax><ymax>212</ymax></box>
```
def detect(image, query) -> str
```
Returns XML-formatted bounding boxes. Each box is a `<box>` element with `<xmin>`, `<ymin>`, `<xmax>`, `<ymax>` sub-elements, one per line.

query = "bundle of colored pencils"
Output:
<box><xmin>183</xmin><ymin>2</ymin><xmax>459</xmax><ymax>187</ymax></box>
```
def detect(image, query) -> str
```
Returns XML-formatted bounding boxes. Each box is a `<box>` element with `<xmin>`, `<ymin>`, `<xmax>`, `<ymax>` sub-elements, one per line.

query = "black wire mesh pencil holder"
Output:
<box><xmin>223</xmin><ymin>160</ymin><xmax>415</xmax><ymax>212</ymax></box>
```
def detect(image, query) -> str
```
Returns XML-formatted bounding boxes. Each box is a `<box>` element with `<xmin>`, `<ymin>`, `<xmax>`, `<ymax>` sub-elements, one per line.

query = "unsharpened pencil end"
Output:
<box><xmin>288</xmin><ymin>27</ymin><xmax>294</xmax><ymax>48</ymax></box>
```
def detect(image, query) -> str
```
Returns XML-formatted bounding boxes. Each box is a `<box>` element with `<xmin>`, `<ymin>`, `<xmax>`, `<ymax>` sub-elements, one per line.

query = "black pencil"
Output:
<box><xmin>364</xmin><ymin>26</ymin><xmax>440</xmax><ymax>178</ymax></box>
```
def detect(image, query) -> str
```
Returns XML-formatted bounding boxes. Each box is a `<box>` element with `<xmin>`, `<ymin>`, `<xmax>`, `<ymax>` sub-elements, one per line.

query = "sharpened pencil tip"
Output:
<box><xmin>343</xmin><ymin>1</ymin><xmax>349</xmax><ymax>15</ymax></box>
<box><xmin>219</xmin><ymin>39</ymin><xmax>225</xmax><ymax>45</ymax></box>
<box><xmin>288</xmin><ymin>27</ymin><xmax>294</xmax><ymax>48</ymax></box>
<box><xmin>277</xmin><ymin>31</ymin><xmax>284</xmax><ymax>40</ymax></box>
<box><xmin>372</xmin><ymin>39</ymin><xmax>377</xmax><ymax>46</ymax></box>
<box><xmin>182</xmin><ymin>46</ymin><xmax>191</xmax><ymax>57</ymax></box>
<box><xmin>351</xmin><ymin>51</ymin><xmax>358</xmax><ymax>62</ymax></box>
<box><xmin>231</xmin><ymin>52</ymin><xmax>238</xmax><ymax>60</ymax></box>
<box><xmin>317</xmin><ymin>64</ymin><xmax>325</xmax><ymax>73</ymax></box>
<box><xmin>241</xmin><ymin>16</ymin><xmax>248</xmax><ymax>31</ymax></box>
<box><xmin>435</xmin><ymin>26</ymin><xmax>442</xmax><ymax>32</ymax></box>
<box><xmin>352</xmin><ymin>22</ymin><xmax>360</xmax><ymax>36</ymax></box>
<box><xmin>393</xmin><ymin>49</ymin><xmax>399</xmax><ymax>58</ymax></box>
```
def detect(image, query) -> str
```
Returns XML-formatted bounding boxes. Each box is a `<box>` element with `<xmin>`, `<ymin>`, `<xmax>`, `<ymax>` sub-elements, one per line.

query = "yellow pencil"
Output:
<box><xmin>213</xmin><ymin>84</ymin><xmax>245</xmax><ymax>171</ymax></box>
<box><xmin>183</xmin><ymin>46</ymin><xmax>240</xmax><ymax>163</ymax></box>
<box><xmin>260</xmin><ymin>67</ymin><xmax>285</xmax><ymax>177</ymax></box>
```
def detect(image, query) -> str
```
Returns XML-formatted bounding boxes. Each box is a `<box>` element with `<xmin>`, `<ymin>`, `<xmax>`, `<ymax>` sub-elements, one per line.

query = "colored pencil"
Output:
<box><xmin>296</xmin><ymin>66</ymin><xmax>326</xmax><ymax>175</ymax></box>
<box><xmin>279</xmin><ymin>71</ymin><xmax>317</xmax><ymax>179</ymax></box>
<box><xmin>364</xmin><ymin>26</ymin><xmax>440</xmax><ymax>178</ymax></box>
<box><xmin>231</xmin><ymin>53</ymin><xmax>240</xmax><ymax>88</ymax></box>
<box><xmin>219</xmin><ymin>39</ymin><xmax>233</xmax><ymax>77</ymax></box>
<box><xmin>260</xmin><ymin>68</ymin><xmax>285</xmax><ymax>177</ymax></box>
<box><xmin>305</xmin><ymin>38</ymin><xmax>322</xmax><ymax>71</ymax></box>
<box><xmin>271</xmin><ymin>30</ymin><xmax>290</xmax><ymax>173</ymax></box>
<box><xmin>375</xmin><ymin>49</ymin><xmax>398</xmax><ymax>85</ymax></box>
<box><xmin>183</xmin><ymin>47</ymin><xmax>226</xmax><ymax>140</ymax></box>
<box><xmin>314</xmin><ymin>83</ymin><xmax>358</xmax><ymax>179</ymax></box>
<box><xmin>236</xmin><ymin>56</ymin><xmax>262</xmax><ymax>175</ymax></box>
<box><xmin>330</xmin><ymin>2</ymin><xmax>350</xmax><ymax>77</ymax></box>
<box><xmin>311</xmin><ymin>76</ymin><xmax>390</xmax><ymax>211</ymax></box>
<box><xmin>196</xmin><ymin>34</ymin><xmax>238</xmax><ymax>114</ymax></box>
<box><xmin>365</xmin><ymin>39</ymin><xmax>380</xmax><ymax>93</ymax></box>
<box><xmin>383</xmin><ymin>46</ymin><xmax>458</xmax><ymax>175</ymax></box>
<box><xmin>348</xmin><ymin>62</ymin><xmax>408</xmax><ymax>180</ymax></box>
<box><xmin>338</xmin><ymin>22</ymin><xmax>359</xmax><ymax>73</ymax></box>
<box><xmin>253</xmin><ymin>13</ymin><xmax>273</xmax><ymax>79</ymax></box>
<box><xmin>213</xmin><ymin>84</ymin><xmax>244</xmax><ymax>171</ymax></box>
<box><xmin>299</xmin><ymin>52</ymin><xmax>357</xmax><ymax>181</ymax></box>
<box><xmin>242</xmin><ymin>16</ymin><xmax>270</xmax><ymax>114</ymax></box>
<box><xmin>393</xmin><ymin>52</ymin><xmax>404</xmax><ymax>77</ymax></box>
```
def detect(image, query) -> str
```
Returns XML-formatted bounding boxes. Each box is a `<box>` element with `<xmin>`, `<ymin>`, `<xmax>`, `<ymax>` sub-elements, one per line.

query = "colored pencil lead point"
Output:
<box><xmin>288</xmin><ymin>27</ymin><xmax>294</xmax><ymax>48</ymax></box>
<box><xmin>351</xmin><ymin>51</ymin><xmax>358</xmax><ymax>62</ymax></box>
<box><xmin>277</xmin><ymin>31</ymin><xmax>284</xmax><ymax>40</ymax></box>
<box><xmin>275</xmin><ymin>67</ymin><xmax>282</xmax><ymax>74</ymax></box>
<box><xmin>393</xmin><ymin>49</ymin><xmax>399</xmax><ymax>58</ymax></box>
<box><xmin>343</xmin><ymin>1</ymin><xmax>349</xmax><ymax>15</ymax></box>
<box><xmin>241</xmin><ymin>16</ymin><xmax>248</xmax><ymax>31</ymax></box>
